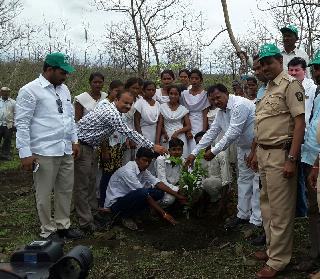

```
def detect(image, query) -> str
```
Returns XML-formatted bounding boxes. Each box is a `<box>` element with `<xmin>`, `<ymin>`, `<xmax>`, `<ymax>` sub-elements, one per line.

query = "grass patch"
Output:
<box><xmin>0</xmin><ymin>190</ymin><xmax>311</xmax><ymax>279</ymax></box>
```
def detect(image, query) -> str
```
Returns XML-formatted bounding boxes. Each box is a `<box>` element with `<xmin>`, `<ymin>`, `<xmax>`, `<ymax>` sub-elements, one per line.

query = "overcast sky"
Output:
<box><xmin>17</xmin><ymin>0</ymin><xmax>274</xmax><ymax>63</ymax></box>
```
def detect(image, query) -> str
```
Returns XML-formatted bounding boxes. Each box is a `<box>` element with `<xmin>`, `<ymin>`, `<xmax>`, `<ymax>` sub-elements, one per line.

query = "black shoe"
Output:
<box><xmin>250</xmin><ymin>233</ymin><xmax>266</xmax><ymax>246</ymax></box>
<box><xmin>224</xmin><ymin>217</ymin><xmax>249</xmax><ymax>230</ymax></box>
<box><xmin>57</xmin><ymin>228</ymin><xmax>84</xmax><ymax>240</ymax></box>
<box><xmin>40</xmin><ymin>232</ymin><xmax>65</xmax><ymax>243</ymax></box>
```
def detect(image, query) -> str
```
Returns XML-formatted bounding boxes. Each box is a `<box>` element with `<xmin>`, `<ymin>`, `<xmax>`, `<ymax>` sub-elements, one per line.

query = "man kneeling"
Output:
<box><xmin>104</xmin><ymin>147</ymin><xmax>187</xmax><ymax>230</ymax></box>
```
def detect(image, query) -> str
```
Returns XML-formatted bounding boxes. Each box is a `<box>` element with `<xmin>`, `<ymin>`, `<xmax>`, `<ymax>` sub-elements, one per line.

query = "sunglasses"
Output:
<box><xmin>56</xmin><ymin>96</ymin><xmax>63</xmax><ymax>114</ymax></box>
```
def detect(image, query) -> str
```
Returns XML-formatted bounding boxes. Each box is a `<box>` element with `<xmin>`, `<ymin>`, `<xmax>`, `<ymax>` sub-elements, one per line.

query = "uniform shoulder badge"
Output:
<box><xmin>295</xmin><ymin>92</ymin><xmax>304</xmax><ymax>102</ymax></box>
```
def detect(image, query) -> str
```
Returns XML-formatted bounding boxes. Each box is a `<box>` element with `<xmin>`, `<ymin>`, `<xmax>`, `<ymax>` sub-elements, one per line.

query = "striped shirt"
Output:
<box><xmin>77</xmin><ymin>99</ymin><xmax>154</xmax><ymax>149</ymax></box>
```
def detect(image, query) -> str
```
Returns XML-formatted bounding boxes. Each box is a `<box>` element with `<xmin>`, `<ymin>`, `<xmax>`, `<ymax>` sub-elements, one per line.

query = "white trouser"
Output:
<box><xmin>236</xmin><ymin>146</ymin><xmax>262</xmax><ymax>226</ymax></box>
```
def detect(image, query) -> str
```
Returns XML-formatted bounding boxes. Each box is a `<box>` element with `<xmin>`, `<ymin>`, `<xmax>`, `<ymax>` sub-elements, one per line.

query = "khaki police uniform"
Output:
<box><xmin>255</xmin><ymin>70</ymin><xmax>305</xmax><ymax>271</ymax></box>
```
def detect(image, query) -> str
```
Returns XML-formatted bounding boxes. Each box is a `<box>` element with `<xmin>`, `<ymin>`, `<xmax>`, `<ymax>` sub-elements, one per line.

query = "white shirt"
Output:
<box><xmin>302</xmin><ymin>78</ymin><xmax>317</xmax><ymax>126</ymax></box>
<box><xmin>154</xmin><ymin>88</ymin><xmax>170</xmax><ymax>104</ymax></box>
<box><xmin>192</xmin><ymin>95</ymin><xmax>255</xmax><ymax>156</ymax></box>
<box><xmin>0</xmin><ymin>97</ymin><xmax>15</xmax><ymax>128</ymax></box>
<box><xmin>104</xmin><ymin>160</ymin><xmax>160</xmax><ymax>207</ymax></box>
<box><xmin>201</xmin><ymin>151</ymin><xmax>232</xmax><ymax>186</ymax></box>
<box><xmin>155</xmin><ymin>155</ymin><xmax>181</xmax><ymax>191</ymax></box>
<box><xmin>282</xmin><ymin>47</ymin><xmax>310</xmax><ymax>77</ymax></box>
<box><xmin>15</xmin><ymin>74</ymin><xmax>78</xmax><ymax>158</ymax></box>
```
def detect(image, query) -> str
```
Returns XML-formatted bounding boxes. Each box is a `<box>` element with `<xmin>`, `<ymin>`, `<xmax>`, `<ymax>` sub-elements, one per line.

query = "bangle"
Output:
<box><xmin>313</xmin><ymin>166</ymin><xmax>319</xmax><ymax>169</ymax></box>
<box><xmin>163</xmin><ymin>212</ymin><xmax>167</xmax><ymax>218</ymax></box>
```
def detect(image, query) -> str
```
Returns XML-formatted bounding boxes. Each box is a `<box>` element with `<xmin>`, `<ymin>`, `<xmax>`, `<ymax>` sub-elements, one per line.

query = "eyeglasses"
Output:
<box><xmin>55</xmin><ymin>93</ymin><xmax>63</xmax><ymax>114</ymax></box>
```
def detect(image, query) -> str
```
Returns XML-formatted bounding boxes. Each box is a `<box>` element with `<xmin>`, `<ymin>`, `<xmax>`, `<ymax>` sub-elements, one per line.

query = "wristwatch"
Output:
<box><xmin>287</xmin><ymin>154</ymin><xmax>296</xmax><ymax>162</ymax></box>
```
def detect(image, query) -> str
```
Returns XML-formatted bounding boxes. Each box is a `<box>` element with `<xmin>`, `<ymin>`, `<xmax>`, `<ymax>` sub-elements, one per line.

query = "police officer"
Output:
<box><xmin>254</xmin><ymin>43</ymin><xmax>305</xmax><ymax>278</ymax></box>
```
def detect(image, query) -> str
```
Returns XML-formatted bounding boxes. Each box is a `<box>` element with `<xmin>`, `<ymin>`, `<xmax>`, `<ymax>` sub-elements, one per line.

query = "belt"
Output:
<box><xmin>258</xmin><ymin>144</ymin><xmax>284</xmax><ymax>150</ymax></box>
<box><xmin>258</xmin><ymin>141</ymin><xmax>292</xmax><ymax>150</ymax></box>
<box><xmin>79</xmin><ymin>140</ymin><xmax>93</xmax><ymax>149</ymax></box>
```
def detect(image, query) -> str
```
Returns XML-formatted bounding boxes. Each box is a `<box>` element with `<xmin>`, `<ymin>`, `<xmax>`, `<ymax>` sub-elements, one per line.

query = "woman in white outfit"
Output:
<box><xmin>122</xmin><ymin>77</ymin><xmax>143</xmax><ymax>164</ymax></box>
<box><xmin>154</xmin><ymin>69</ymin><xmax>175</xmax><ymax>104</ymax></box>
<box><xmin>181</xmin><ymin>69</ymin><xmax>210</xmax><ymax>154</ymax></box>
<box><xmin>178</xmin><ymin>69</ymin><xmax>191</xmax><ymax>91</ymax></box>
<box><xmin>134</xmin><ymin>81</ymin><xmax>160</xmax><ymax>174</ymax></box>
<box><xmin>156</xmin><ymin>85</ymin><xmax>191</xmax><ymax>158</ymax></box>
<box><xmin>134</xmin><ymin>81</ymin><xmax>160</xmax><ymax>143</ymax></box>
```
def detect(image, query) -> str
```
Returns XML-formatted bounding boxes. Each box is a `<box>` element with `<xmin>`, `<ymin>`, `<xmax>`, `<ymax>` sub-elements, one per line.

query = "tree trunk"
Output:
<box><xmin>139</xmin><ymin>10</ymin><xmax>161</xmax><ymax>76</ymax></box>
<box><xmin>221</xmin><ymin>0</ymin><xmax>247</xmax><ymax>75</ymax></box>
<box><xmin>130</xmin><ymin>0</ymin><xmax>143</xmax><ymax>76</ymax></box>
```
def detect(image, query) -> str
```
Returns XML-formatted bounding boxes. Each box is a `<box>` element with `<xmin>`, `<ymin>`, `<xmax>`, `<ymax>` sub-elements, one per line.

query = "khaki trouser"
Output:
<box><xmin>74</xmin><ymin>144</ymin><xmax>98</xmax><ymax>227</ymax></box>
<box><xmin>257</xmin><ymin>147</ymin><xmax>297</xmax><ymax>271</ymax></box>
<box><xmin>33</xmin><ymin>154</ymin><xmax>74</xmax><ymax>238</ymax></box>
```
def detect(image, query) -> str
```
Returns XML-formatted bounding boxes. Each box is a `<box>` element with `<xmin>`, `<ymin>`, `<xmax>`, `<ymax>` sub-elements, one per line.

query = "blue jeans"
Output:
<box><xmin>296</xmin><ymin>161</ymin><xmax>308</xmax><ymax>217</ymax></box>
<box><xmin>111</xmin><ymin>188</ymin><xmax>164</xmax><ymax>218</ymax></box>
<box><xmin>99</xmin><ymin>171</ymin><xmax>114</xmax><ymax>207</ymax></box>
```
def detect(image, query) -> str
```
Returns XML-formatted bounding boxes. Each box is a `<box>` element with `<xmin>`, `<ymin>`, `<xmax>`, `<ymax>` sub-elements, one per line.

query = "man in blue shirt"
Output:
<box><xmin>295</xmin><ymin>50</ymin><xmax>320</xmax><ymax>272</ymax></box>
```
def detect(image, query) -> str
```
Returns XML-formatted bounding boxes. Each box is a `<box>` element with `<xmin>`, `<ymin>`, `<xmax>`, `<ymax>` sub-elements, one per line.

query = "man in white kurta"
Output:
<box><xmin>186</xmin><ymin>84</ymin><xmax>262</xmax><ymax>229</ymax></box>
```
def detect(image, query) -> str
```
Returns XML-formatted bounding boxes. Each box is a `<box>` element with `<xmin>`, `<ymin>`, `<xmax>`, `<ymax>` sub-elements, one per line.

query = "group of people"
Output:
<box><xmin>0</xmin><ymin>87</ymin><xmax>15</xmax><ymax>160</ymax></box>
<box><xmin>9</xmin><ymin>24</ymin><xmax>320</xmax><ymax>278</ymax></box>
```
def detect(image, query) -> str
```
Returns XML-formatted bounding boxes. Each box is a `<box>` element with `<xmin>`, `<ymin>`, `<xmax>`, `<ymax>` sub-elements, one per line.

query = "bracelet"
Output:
<box><xmin>163</xmin><ymin>212</ymin><xmax>167</xmax><ymax>218</ymax></box>
<box><xmin>312</xmin><ymin>166</ymin><xmax>319</xmax><ymax>169</ymax></box>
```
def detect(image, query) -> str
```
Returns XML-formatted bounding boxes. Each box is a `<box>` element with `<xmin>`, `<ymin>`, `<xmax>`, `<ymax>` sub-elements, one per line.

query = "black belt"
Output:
<box><xmin>79</xmin><ymin>140</ymin><xmax>93</xmax><ymax>149</ymax></box>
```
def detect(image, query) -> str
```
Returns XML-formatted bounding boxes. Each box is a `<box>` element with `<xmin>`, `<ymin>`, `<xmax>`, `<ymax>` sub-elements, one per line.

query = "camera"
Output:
<box><xmin>0</xmin><ymin>240</ymin><xmax>93</xmax><ymax>279</ymax></box>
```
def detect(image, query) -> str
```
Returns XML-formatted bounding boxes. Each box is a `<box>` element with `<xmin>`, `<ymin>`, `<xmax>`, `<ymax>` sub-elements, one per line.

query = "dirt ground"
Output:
<box><xmin>0</xmin><ymin>169</ymin><xmax>312</xmax><ymax>279</ymax></box>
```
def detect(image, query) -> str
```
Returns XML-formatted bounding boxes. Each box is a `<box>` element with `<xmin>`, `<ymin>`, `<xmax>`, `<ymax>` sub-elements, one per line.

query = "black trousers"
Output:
<box><xmin>0</xmin><ymin>125</ymin><xmax>13</xmax><ymax>158</ymax></box>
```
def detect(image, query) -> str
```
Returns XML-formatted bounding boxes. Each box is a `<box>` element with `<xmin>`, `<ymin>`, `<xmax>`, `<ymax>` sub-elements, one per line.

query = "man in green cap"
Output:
<box><xmin>253</xmin><ymin>43</ymin><xmax>305</xmax><ymax>278</ymax></box>
<box><xmin>280</xmin><ymin>24</ymin><xmax>310</xmax><ymax>76</ymax></box>
<box><xmin>303</xmin><ymin>50</ymin><xmax>320</xmax><ymax>275</ymax></box>
<box><xmin>15</xmin><ymin>52</ymin><xmax>83</xmax><ymax>240</ymax></box>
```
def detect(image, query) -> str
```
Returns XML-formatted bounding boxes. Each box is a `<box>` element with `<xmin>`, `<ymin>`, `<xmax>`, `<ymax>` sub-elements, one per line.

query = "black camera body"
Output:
<box><xmin>0</xmin><ymin>240</ymin><xmax>93</xmax><ymax>279</ymax></box>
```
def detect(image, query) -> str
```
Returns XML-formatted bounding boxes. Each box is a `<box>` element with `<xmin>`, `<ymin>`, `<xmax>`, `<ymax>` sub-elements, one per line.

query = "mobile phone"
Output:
<box><xmin>32</xmin><ymin>161</ymin><xmax>40</xmax><ymax>173</ymax></box>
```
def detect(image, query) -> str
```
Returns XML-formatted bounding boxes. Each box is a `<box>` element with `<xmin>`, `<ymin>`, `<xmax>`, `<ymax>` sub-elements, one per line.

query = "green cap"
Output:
<box><xmin>258</xmin><ymin>43</ymin><xmax>281</xmax><ymax>60</ymax></box>
<box><xmin>308</xmin><ymin>50</ymin><xmax>320</xmax><ymax>66</ymax></box>
<box><xmin>280</xmin><ymin>24</ymin><xmax>299</xmax><ymax>39</ymax></box>
<box><xmin>44</xmin><ymin>52</ymin><xmax>75</xmax><ymax>73</ymax></box>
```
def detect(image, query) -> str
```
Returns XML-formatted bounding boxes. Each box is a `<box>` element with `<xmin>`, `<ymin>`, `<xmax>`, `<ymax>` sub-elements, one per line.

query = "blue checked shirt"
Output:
<box><xmin>77</xmin><ymin>99</ymin><xmax>154</xmax><ymax>148</ymax></box>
